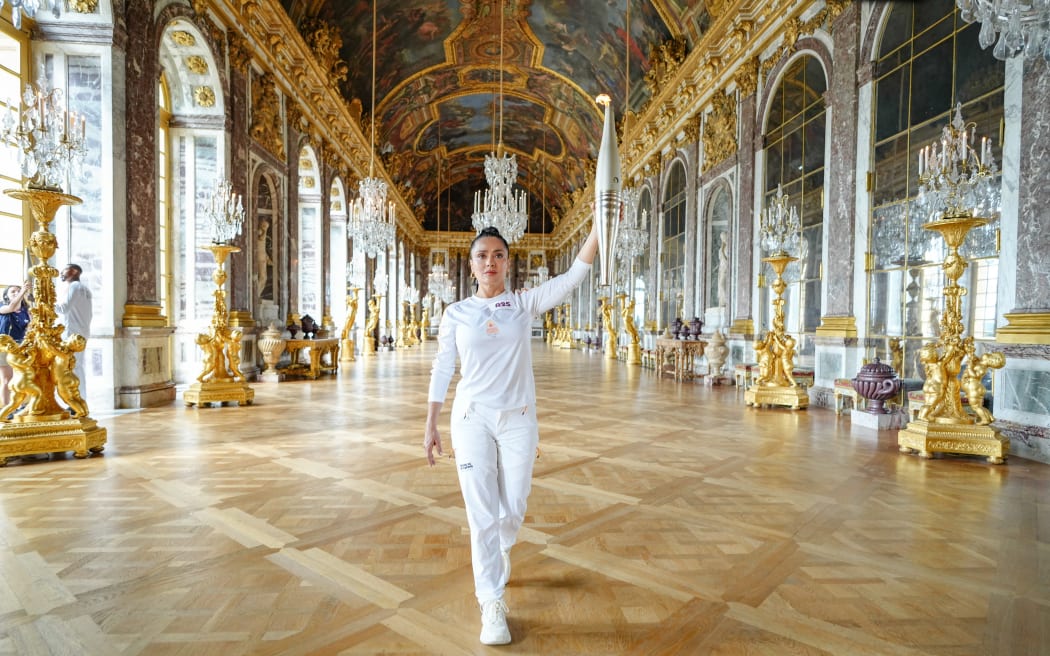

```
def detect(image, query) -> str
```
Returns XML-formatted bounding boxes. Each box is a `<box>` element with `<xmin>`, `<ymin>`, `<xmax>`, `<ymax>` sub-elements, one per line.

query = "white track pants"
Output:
<box><xmin>450</xmin><ymin>401</ymin><xmax>539</xmax><ymax>604</ymax></box>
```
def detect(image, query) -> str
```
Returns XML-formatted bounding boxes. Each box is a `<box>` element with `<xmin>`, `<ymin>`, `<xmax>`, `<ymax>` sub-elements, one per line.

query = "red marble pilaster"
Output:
<box><xmin>123</xmin><ymin>0</ymin><xmax>158</xmax><ymax>309</ymax></box>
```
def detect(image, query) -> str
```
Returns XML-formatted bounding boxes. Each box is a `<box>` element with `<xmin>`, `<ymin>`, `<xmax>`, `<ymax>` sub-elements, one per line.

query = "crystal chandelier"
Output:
<box><xmin>2</xmin><ymin>0</ymin><xmax>60</xmax><ymax>30</ymax></box>
<box><xmin>957</xmin><ymin>0</ymin><xmax>1050</xmax><ymax>61</ymax></box>
<box><xmin>349</xmin><ymin>0</ymin><xmax>396</xmax><ymax>259</ymax></box>
<box><xmin>206</xmin><ymin>178</ymin><xmax>245</xmax><ymax>244</ymax></box>
<box><xmin>915</xmin><ymin>102</ymin><xmax>1000</xmax><ymax>221</ymax></box>
<box><xmin>760</xmin><ymin>184</ymin><xmax>801</xmax><ymax>256</ymax></box>
<box><xmin>471</xmin><ymin>0</ymin><xmax>528</xmax><ymax>243</ymax></box>
<box><xmin>616</xmin><ymin>186</ymin><xmax>648</xmax><ymax>260</ymax></box>
<box><xmin>0</xmin><ymin>82</ymin><xmax>87</xmax><ymax>191</ymax></box>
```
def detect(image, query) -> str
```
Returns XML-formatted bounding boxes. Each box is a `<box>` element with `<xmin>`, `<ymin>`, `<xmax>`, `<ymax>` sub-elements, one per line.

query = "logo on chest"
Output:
<box><xmin>493</xmin><ymin>300</ymin><xmax>512</xmax><ymax>309</ymax></box>
<box><xmin>485</xmin><ymin>320</ymin><xmax>499</xmax><ymax>335</ymax></box>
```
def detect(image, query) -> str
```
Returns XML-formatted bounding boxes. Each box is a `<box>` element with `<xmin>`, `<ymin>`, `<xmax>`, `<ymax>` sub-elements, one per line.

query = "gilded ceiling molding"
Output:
<box><xmin>286</xmin><ymin>102</ymin><xmax>304</xmax><ymax>134</ymax></box>
<box><xmin>207</xmin><ymin>0</ymin><xmax>425</xmax><ymax>245</ymax></box>
<box><xmin>702</xmin><ymin>91</ymin><xmax>737</xmax><ymax>173</ymax></box>
<box><xmin>300</xmin><ymin>16</ymin><xmax>348</xmax><ymax>87</ymax></box>
<box><xmin>643</xmin><ymin>37</ymin><xmax>688</xmax><ymax>92</ymax></box>
<box><xmin>250</xmin><ymin>71</ymin><xmax>286</xmax><ymax>161</ymax></box>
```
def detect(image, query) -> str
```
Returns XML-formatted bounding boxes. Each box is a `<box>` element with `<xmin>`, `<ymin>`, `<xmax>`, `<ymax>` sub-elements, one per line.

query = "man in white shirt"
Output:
<box><xmin>56</xmin><ymin>263</ymin><xmax>93</xmax><ymax>395</ymax></box>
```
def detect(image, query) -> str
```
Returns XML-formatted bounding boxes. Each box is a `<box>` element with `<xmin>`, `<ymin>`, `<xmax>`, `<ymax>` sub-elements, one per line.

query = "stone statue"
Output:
<box><xmin>255</xmin><ymin>218</ymin><xmax>271</xmax><ymax>295</ymax></box>
<box><xmin>717</xmin><ymin>230</ymin><xmax>729</xmax><ymax>307</ymax></box>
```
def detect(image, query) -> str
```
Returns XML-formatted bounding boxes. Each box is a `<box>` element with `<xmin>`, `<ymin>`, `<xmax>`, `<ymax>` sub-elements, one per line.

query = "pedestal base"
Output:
<box><xmin>362</xmin><ymin>336</ymin><xmax>376</xmax><ymax>357</ymax></box>
<box><xmin>627</xmin><ymin>342</ymin><xmax>641</xmax><ymax>365</ymax></box>
<box><xmin>340</xmin><ymin>338</ymin><xmax>356</xmax><ymax>363</ymax></box>
<box><xmin>851</xmin><ymin>409</ymin><xmax>906</xmax><ymax>431</ymax></box>
<box><xmin>0</xmin><ymin>417</ymin><xmax>107</xmax><ymax>465</ymax></box>
<box><xmin>184</xmin><ymin>381</ymin><xmax>255</xmax><ymax>407</ymax></box>
<box><xmin>745</xmin><ymin>384</ymin><xmax>809</xmax><ymax>410</ymax></box>
<box><xmin>258</xmin><ymin>370</ymin><xmax>283</xmax><ymax>383</ymax></box>
<box><xmin>898</xmin><ymin>419</ymin><xmax>1008</xmax><ymax>464</ymax></box>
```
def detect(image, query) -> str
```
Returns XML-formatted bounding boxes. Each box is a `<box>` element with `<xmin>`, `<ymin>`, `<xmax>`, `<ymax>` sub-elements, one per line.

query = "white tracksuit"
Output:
<box><xmin>429</xmin><ymin>258</ymin><xmax>592</xmax><ymax>603</ymax></box>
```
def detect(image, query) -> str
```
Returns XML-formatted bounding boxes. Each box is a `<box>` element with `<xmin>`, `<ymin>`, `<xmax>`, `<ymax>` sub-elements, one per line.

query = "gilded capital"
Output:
<box><xmin>734</xmin><ymin>57</ymin><xmax>759</xmax><ymax>97</ymax></box>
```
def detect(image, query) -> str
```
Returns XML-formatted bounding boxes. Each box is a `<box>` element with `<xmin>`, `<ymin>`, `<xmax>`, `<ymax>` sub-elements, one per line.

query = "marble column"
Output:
<box><xmin>121</xmin><ymin>0</ymin><xmax>160</xmax><ymax>326</ymax></box>
<box><xmin>994</xmin><ymin>56</ymin><xmax>1050</xmax><ymax>465</ymax></box>
<box><xmin>228</xmin><ymin>53</ymin><xmax>251</xmax><ymax>321</ymax></box>
<box><xmin>730</xmin><ymin>89</ymin><xmax>757</xmax><ymax>336</ymax></box>
<box><xmin>816</xmin><ymin>1</ymin><xmax>861</xmax><ymax>339</ymax></box>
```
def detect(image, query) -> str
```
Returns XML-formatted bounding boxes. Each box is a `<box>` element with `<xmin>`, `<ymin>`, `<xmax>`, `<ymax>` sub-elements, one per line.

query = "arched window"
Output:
<box><xmin>763</xmin><ymin>54</ymin><xmax>827</xmax><ymax>356</ymax></box>
<box><xmin>297</xmin><ymin>145</ymin><xmax>322</xmax><ymax>318</ymax></box>
<box><xmin>158</xmin><ymin>19</ymin><xmax>227</xmax><ymax>382</ymax></box>
<box><xmin>661</xmin><ymin>161</ymin><xmax>687</xmax><ymax>327</ymax></box>
<box><xmin>0</xmin><ymin>23</ymin><xmax>28</xmax><ymax>287</ymax></box>
<box><xmin>254</xmin><ymin>174</ymin><xmax>276</xmax><ymax>303</ymax></box>
<box><xmin>329</xmin><ymin>177</ymin><xmax>351</xmax><ymax>329</ymax></box>
<box><xmin>868</xmin><ymin>0</ymin><xmax>1003</xmax><ymax>377</ymax></box>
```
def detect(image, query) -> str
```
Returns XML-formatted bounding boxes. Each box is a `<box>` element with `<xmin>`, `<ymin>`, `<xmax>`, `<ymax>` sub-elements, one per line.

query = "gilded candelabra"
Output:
<box><xmin>746</xmin><ymin>185</ymin><xmax>807</xmax><ymax>410</ymax></box>
<box><xmin>184</xmin><ymin>180</ymin><xmax>253</xmax><ymax>407</ymax></box>
<box><xmin>745</xmin><ymin>255</ymin><xmax>808</xmax><ymax>410</ymax></box>
<box><xmin>184</xmin><ymin>244</ymin><xmax>254</xmax><ymax>407</ymax></box>
<box><xmin>0</xmin><ymin>189</ymin><xmax>106</xmax><ymax>462</ymax></box>
<box><xmin>0</xmin><ymin>82</ymin><xmax>105</xmax><ymax>463</ymax></box>
<box><xmin>340</xmin><ymin>286</ymin><xmax>360</xmax><ymax>363</ymax></box>
<box><xmin>898</xmin><ymin>104</ymin><xmax>1006</xmax><ymax>463</ymax></box>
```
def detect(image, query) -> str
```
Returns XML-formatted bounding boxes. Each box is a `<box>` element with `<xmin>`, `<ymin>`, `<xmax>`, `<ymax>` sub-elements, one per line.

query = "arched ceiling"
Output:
<box><xmin>280</xmin><ymin>0</ymin><xmax>711</xmax><ymax>233</ymax></box>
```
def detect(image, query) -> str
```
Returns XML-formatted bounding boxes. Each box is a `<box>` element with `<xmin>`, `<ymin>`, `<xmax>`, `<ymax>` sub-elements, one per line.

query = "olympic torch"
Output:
<box><xmin>594</xmin><ymin>94</ymin><xmax>621</xmax><ymax>288</ymax></box>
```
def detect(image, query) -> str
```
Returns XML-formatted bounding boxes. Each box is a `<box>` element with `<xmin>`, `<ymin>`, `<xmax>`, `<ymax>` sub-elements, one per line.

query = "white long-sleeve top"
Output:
<box><xmin>428</xmin><ymin>258</ymin><xmax>592</xmax><ymax>410</ymax></box>
<box><xmin>56</xmin><ymin>280</ymin><xmax>93</xmax><ymax>339</ymax></box>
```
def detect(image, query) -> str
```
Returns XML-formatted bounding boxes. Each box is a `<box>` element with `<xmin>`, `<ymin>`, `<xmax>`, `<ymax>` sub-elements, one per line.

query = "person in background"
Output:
<box><xmin>0</xmin><ymin>280</ymin><xmax>31</xmax><ymax>407</ymax></box>
<box><xmin>56</xmin><ymin>264</ymin><xmax>93</xmax><ymax>395</ymax></box>
<box><xmin>424</xmin><ymin>223</ymin><xmax>599</xmax><ymax>645</ymax></box>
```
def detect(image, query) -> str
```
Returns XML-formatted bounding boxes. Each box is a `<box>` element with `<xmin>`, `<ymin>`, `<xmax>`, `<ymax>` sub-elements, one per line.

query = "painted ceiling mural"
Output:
<box><xmin>280</xmin><ymin>0</ymin><xmax>708</xmax><ymax>233</ymax></box>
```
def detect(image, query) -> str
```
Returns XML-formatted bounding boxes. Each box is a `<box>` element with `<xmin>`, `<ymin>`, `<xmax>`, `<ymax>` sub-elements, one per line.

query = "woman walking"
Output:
<box><xmin>424</xmin><ymin>223</ymin><xmax>598</xmax><ymax>645</ymax></box>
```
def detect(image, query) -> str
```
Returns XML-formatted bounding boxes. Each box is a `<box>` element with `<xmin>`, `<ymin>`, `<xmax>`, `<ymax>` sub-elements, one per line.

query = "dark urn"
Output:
<box><xmin>851</xmin><ymin>357</ymin><xmax>902</xmax><ymax>414</ymax></box>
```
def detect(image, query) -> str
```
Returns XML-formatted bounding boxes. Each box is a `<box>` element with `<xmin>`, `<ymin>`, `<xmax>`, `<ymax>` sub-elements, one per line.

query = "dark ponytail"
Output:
<box><xmin>470</xmin><ymin>226</ymin><xmax>510</xmax><ymax>254</ymax></box>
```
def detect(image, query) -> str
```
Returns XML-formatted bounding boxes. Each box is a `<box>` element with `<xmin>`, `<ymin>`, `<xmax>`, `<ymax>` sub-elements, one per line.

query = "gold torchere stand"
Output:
<box><xmin>0</xmin><ymin>188</ymin><xmax>106</xmax><ymax>463</ymax></box>
<box><xmin>898</xmin><ymin>216</ymin><xmax>1007</xmax><ymax>463</ymax></box>
<box><xmin>745</xmin><ymin>254</ymin><xmax>809</xmax><ymax>410</ymax></box>
<box><xmin>340</xmin><ymin>287</ymin><xmax>360</xmax><ymax>363</ymax></box>
<box><xmin>619</xmin><ymin>293</ymin><xmax>641</xmax><ymax>365</ymax></box>
<box><xmin>184</xmin><ymin>244</ymin><xmax>255</xmax><ymax>407</ymax></box>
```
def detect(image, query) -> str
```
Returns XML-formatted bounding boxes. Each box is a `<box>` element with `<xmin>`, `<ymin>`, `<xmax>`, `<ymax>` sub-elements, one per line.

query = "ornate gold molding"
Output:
<box><xmin>729</xmin><ymin>318</ymin><xmax>755</xmax><ymax>335</ymax></box>
<box><xmin>997</xmin><ymin>312</ymin><xmax>1050</xmax><ymax>344</ymax></box>
<box><xmin>815</xmin><ymin>315</ymin><xmax>858</xmax><ymax>338</ymax></box>
<box><xmin>228</xmin><ymin>33</ymin><xmax>251</xmax><ymax>72</ymax></box>
<box><xmin>702</xmin><ymin>91</ymin><xmax>737</xmax><ymax>172</ymax></box>
<box><xmin>300</xmin><ymin>16</ymin><xmax>348</xmax><ymax>87</ymax></box>
<box><xmin>250</xmin><ymin>71</ymin><xmax>285</xmax><ymax>160</ymax></box>
<box><xmin>122</xmin><ymin>303</ymin><xmax>168</xmax><ymax>328</ymax></box>
<box><xmin>71</xmin><ymin>0</ymin><xmax>99</xmax><ymax>13</ymax></box>
<box><xmin>734</xmin><ymin>57</ymin><xmax>759</xmax><ymax>97</ymax></box>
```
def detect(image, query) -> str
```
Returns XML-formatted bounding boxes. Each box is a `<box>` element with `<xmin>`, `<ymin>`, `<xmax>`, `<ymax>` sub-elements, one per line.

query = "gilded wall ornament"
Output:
<box><xmin>683</xmin><ymin>114</ymin><xmax>702</xmax><ymax>144</ymax></box>
<box><xmin>301</xmin><ymin>16</ymin><xmax>349</xmax><ymax>86</ymax></box>
<box><xmin>644</xmin><ymin>37</ymin><xmax>688</xmax><ymax>92</ymax></box>
<box><xmin>194</xmin><ymin>86</ymin><xmax>216</xmax><ymax>107</ymax></box>
<box><xmin>250</xmin><ymin>72</ymin><xmax>286</xmax><ymax>160</ymax></box>
<box><xmin>734</xmin><ymin>57</ymin><xmax>760</xmax><ymax>97</ymax></box>
<box><xmin>702</xmin><ymin>92</ymin><xmax>738</xmax><ymax>172</ymax></box>
<box><xmin>186</xmin><ymin>55</ymin><xmax>209</xmax><ymax>75</ymax></box>
<box><xmin>228</xmin><ymin>33</ymin><xmax>251</xmax><ymax>71</ymax></box>
<box><xmin>71</xmin><ymin>0</ymin><xmax>99</xmax><ymax>12</ymax></box>
<box><xmin>303</xmin><ymin>176</ymin><xmax>316</xmax><ymax>189</ymax></box>
<box><xmin>171</xmin><ymin>31</ymin><xmax>196</xmax><ymax>47</ymax></box>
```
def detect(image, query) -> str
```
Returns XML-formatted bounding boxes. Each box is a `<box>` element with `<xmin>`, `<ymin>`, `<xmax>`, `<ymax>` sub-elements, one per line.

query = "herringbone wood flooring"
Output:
<box><xmin>0</xmin><ymin>343</ymin><xmax>1046</xmax><ymax>655</ymax></box>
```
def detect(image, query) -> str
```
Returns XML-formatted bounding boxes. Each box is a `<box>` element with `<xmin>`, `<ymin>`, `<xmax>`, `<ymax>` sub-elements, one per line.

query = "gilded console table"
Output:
<box><xmin>655</xmin><ymin>338</ymin><xmax>706</xmax><ymax>382</ymax></box>
<box><xmin>281</xmin><ymin>338</ymin><xmax>340</xmax><ymax>379</ymax></box>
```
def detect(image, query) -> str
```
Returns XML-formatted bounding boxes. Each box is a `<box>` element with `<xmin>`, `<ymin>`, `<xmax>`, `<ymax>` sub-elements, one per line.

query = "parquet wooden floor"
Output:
<box><xmin>0</xmin><ymin>343</ymin><xmax>1047</xmax><ymax>655</ymax></box>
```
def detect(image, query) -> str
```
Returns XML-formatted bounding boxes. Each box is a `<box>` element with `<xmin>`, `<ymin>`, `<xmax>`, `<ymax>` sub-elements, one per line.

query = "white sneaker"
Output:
<box><xmin>479</xmin><ymin>598</ymin><xmax>511</xmax><ymax>645</ymax></box>
<box><xmin>501</xmin><ymin>549</ymin><xmax>511</xmax><ymax>586</ymax></box>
